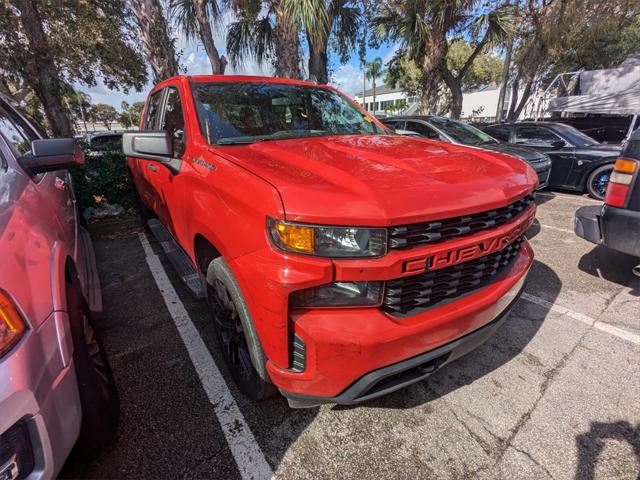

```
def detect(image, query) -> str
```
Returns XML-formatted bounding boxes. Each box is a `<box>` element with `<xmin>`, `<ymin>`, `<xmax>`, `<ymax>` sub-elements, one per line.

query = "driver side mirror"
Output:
<box><xmin>551</xmin><ymin>139</ymin><xmax>566</xmax><ymax>150</ymax></box>
<box><xmin>19</xmin><ymin>138</ymin><xmax>84</xmax><ymax>174</ymax></box>
<box><xmin>122</xmin><ymin>131</ymin><xmax>173</xmax><ymax>161</ymax></box>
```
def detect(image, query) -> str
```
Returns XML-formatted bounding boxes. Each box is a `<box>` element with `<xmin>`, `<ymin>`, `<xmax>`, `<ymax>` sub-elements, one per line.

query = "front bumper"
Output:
<box><xmin>283</xmin><ymin>278</ymin><xmax>525</xmax><ymax>408</ymax></box>
<box><xmin>534</xmin><ymin>164</ymin><xmax>551</xmax><ymax>190</ymax></box>
<box><xmin>0</xmin><ymin>311</ymin><xmax>82</xmax><ymax>480</ymax></box>
<box><xmin>231</xmin><ymin>203</ymin><xmax>535</xmax><ymax>401</ymax></box>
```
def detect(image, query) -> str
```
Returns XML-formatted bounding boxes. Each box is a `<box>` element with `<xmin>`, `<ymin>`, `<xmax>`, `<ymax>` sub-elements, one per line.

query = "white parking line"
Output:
<box><xmin>139</xmin><ymin>233</ymin><xmax>274</xmax><ymax>480</ymax></box>
<box><xmin>521</xmin><ymin>292</ymin><xmax>640</xmax><ymax>345</ymax></box>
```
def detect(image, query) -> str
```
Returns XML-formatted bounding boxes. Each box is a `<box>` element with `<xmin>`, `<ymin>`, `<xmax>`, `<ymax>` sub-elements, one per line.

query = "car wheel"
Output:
<box><xmin>67</xmin><ymin>282</ymin><xmax>120</xmax><ymax>449</ymax></box>
<box><xmin>587</xmin><ymin>164</ymin><xmax>614</xmax><ymax>200</ymax></box>
<box><xmin>206</xmin><ymin>258</ymin><xmax>276</xmax><ymax>400</ymax></box>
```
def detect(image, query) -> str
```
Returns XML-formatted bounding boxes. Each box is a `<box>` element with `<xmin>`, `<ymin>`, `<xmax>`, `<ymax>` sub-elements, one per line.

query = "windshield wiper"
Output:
<box><xmin>217</xmin><ymin>129</ymin><xmax>328</xmax><ymax>145</ymax></box>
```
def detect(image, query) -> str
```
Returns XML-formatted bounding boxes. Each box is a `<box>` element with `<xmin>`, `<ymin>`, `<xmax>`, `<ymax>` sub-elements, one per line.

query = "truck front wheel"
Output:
<box><xmin>206</xmin><ymin>258</ymin><xmax>276</xmax><ymax>400</ymax></box>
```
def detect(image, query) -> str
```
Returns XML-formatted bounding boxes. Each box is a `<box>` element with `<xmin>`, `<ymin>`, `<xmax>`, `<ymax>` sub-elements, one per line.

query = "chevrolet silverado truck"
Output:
<box><xmin>124</xmin><ymin>76</ymin><xmax>538</xmax><ymax>407</ymax></box>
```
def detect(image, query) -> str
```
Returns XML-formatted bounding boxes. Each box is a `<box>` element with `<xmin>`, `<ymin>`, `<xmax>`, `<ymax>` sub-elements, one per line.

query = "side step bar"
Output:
<box><xmin>147</xmin><ymin>219</ymin><xmax>207</xmax><ymax>299</ymax></box>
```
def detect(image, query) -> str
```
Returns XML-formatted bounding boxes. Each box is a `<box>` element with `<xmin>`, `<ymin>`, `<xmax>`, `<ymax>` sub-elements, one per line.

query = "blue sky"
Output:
<box><xmin>79</xmin><ymin>18</ymin><xmax>399</xmax><ymax>109</ymax></box>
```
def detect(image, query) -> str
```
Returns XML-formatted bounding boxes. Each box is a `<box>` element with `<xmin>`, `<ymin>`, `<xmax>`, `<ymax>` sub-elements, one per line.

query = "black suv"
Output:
<box><xmin>575</xmin><ymin>128</ymin><xmax>640</xmax><ymax>267</ymax></box>
<box><xmin>383</xmin><ymin>116</ymin><xmax>552</xmax><ymax>189</ymax></box>
<box><xmin>482</xmin><ymin>122</ymin><xmax>620</xmax><ymax>200</ymax></box>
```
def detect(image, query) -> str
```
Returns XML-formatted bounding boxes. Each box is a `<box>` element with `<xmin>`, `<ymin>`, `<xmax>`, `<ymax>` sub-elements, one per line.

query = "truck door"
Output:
<box><xmin>133</xmin><ymin>89</ymin><xmax>165</xmax><ymax>216</ymax></box>
<box><xmin>145</xmin><ymin>86</ymin><xmax>187</xmax><ymax>235</ymax></box>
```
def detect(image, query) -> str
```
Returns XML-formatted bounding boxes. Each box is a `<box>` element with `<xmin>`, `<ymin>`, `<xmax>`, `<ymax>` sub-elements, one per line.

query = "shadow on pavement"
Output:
<box><xmin>340</xmin><ymin>259</ymin><xmax>560</xmax><ymax>411</ymax></box>
<box><xmin>575</xmin><ymin>421</ymin><xmax>640</xmax><ymax>480</ymax></box>
<box><xmin>578</xmin><ymin>245</ymin><xmax>639</xmax><ymax>295</ymax></box>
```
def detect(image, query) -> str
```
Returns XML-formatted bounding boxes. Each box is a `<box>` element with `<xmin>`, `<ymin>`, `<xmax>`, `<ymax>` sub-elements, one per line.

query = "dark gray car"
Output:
<box><xmin>382</xmin><ymin>116</ymin><xmax>552</xmax><ymax>190</ymax></box>
<box><xmin>482</xmin><ymin>122</ymin><xmax>621</xmax><ymax>200</ymax></box>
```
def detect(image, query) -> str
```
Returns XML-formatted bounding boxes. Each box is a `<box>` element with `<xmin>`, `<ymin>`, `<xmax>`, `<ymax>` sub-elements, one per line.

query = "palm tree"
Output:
<box><xmin>374</xmin><ymin>0</ymin><xmax>511</xmax><ymax>117</ymax></box>
<box><xmin>365</xmin><ymin>57</ymin><xmax>383</xmax><ymax>113</ymax></box>
<box><xmin>171</xmin><ymin>0</ymin><xmax>227</xmax><ymax>74</ymax></box>
<box><xmin>284</xmin><ymin>0</ymin><xmax>360</xmax><ymax>84</ymax></box>
<box><xmin>226</xmin><ymin>0</ymin><xmax>302</xmax><ymax>79</ymax></box>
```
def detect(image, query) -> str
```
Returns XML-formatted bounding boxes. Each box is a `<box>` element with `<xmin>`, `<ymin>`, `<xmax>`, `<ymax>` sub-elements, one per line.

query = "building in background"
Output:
<box><xmin>355</xmin><ymin>83</ymin><xmax>523</xmax><ymax>123</ymax></box>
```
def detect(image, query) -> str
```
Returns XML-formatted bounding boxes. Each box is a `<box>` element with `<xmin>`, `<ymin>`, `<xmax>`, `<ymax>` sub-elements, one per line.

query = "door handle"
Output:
<box><xmin>147</xmin><ymin>164</ymin><xmax>158</xmax><ymax>172</ymax></box>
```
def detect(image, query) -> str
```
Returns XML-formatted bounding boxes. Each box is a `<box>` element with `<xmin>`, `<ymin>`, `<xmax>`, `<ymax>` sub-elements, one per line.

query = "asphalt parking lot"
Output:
<box><xmin>62</xmin><ymin>191</ymin><xmax>640</xmax><ymax>480</ymax></box>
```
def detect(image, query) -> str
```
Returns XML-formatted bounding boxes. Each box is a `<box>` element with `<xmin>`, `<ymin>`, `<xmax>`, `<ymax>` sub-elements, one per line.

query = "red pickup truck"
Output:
<box><xmin>124</xmin><ymin>76</ymin><xmax>537</xmax><ymax>407</ymax></box>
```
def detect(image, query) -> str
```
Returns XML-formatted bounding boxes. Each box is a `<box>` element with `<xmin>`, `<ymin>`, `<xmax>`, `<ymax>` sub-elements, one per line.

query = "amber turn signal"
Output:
<box><xmin>273</xmin><ymin>220</ymin><xmax>315</xmax><ymax>253</ymax></box>
<box><xmin>0</xmin><ymin>290</ymin><xmax>27</xmax><ymax>358</ymax></box>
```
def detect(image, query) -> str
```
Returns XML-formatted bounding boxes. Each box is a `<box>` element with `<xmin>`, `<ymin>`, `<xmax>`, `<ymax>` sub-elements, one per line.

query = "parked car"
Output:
<box><xmin>83</xmin><ymin>131</ymin><xmax>123</xmax><ymax>157</ymax></box>
<box><xmin>575</xmin><ymin>128</ymin><xmax>640</xmax><ymax>272</ymax></box>
<box><xmin>125</xmin><ymin>76</ymin><xmax>537</xmax><ymax>408</ymax></box>
<box><xmin>482</xmin><ymin>122</ymin><xmax>621</xmax><ymax>200</ymax></box>
<box><xmin>0</xmin><ymin>96</ymin><xmax>118</xmax><ymax>479</ymax></box>
<box><xmin>382</xmin><ymin>116</ymin><xmax>552</xmax><ymax>189</ymax></box>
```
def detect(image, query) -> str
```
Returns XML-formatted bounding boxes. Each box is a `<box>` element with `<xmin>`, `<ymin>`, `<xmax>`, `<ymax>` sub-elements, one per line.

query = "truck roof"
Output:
<box><xmin>183</xmin><ymin>74</ymin><xmax>322</xmax><ymax>88</ymax></box>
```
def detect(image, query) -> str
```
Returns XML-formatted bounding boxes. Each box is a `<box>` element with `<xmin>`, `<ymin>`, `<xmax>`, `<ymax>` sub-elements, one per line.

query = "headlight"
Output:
<box><xmin>267</xmin><ymin>218</ymin><xmax>387</xmax><ymax>257</ymax></box>
<box><xmin>290</xmin><ymin>281</ymin><xmax>384</xmax><ymax>308</ymax></box>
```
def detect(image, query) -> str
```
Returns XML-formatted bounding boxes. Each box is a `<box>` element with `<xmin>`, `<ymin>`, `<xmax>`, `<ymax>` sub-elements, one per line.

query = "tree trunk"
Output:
<box><xmin>130</xmin><ymin>0</ymin><xmax>179</xmax><ymax>84</ymax></box>
<box><xmin>508</xmin><ymin>76</ymin><xmax>534</xmax><ymax>121</ymax></box>
<box><xmin>372</xmin><ymin>80</ymin><xmax>376</xmax><ymax>113</ymax></box>
<box><xmin>12</xmin><ymin>0</ymin><xmax>73</xmax><ymax>136</ymax></box>
<box><xmin>418</xmin><ymin>34</ymin><xmax>447</xmax><ymax>115</ymax></box>
<box><xmin>506</xmin><ymin>73</ymin><xmax>520</xmax><ymax>120</ymax></box>
<box><xmin>496</xmin><ymin>39</ymin><xmax>512</xmax><ymax>121</ymax></box>
<box><xmin>193</xmin><ymin>0</ymin><xmax>226</xmax><ymax>74</ymax></box>
<box><xmin>441</xmin><ymin>69</ymin><xmax>463</xmax><ymax>119</ymax></box>
<box><xmin>307</xmin><ymin>34</ymin><xmax>328</xmax><ymax>84</ymax></box>
<box><xmin>273</xmin><ymin>4</ymin><xmax>301</xmax><ymax>79</ymax></box>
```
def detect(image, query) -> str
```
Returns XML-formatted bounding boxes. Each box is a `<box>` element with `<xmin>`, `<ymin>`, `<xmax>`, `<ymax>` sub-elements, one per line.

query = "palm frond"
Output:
<box><xmin>282</xmin><ymin>0</ymin><xmax>330</xmax><ymax>47</ymax></box>
<box><xmin>170</xmin><ymin>0</ymin><xmax>200</xmax><ymax>40</ymax></box>
<box><xmin>226</xmin><ymin>16</ymin><xmax>274</xmax><ymax>67</ymax></box>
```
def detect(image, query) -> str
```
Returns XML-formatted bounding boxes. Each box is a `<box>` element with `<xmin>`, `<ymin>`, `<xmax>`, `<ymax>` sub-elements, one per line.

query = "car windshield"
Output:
<box><xmin>427</xmin><ymin>117</ymin><xmax>497</xmax><ymax>145</ymax></box>
<box><xmin>192</xmin><ymin>82</ymin><xmax>384</xmax><ymax>145</ymax></box>
<box><xmin>553</xmin><ymin>124</ymin><xmax>599</xmax><ymax>148</ymax></box>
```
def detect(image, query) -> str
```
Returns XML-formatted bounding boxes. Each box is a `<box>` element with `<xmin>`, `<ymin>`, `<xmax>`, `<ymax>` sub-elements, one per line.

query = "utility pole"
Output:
<box><xmin>363</xmin><ymin>66</ymin><xmax>367</xmax><ymax>111</ymax></box>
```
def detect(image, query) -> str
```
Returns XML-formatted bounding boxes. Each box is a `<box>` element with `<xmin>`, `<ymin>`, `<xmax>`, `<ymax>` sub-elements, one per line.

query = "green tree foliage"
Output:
<box><xmin>283</xmin><ymin>0</ymin><xmax>361</xmax><ymax>84</ymax></box>
<box><xmin>90</xmin><ymin>104</ymin><xmax>118</xmax><ymax>130</ymax></box>
<box><xmin>119</xmin><ymin>101</ymin><xmax>146</xmax><ymax>129</ymax></box>
<box><xmin>365</xmin><ymin>57</ymin><xmax>383</xmax><ymax>111</ymax></box>
<box><xmin>227</xmin><ymin>0</ymin><xmax>302</xmax><ymax>79</ymax></box>
<box><xmin>373</xmin><ymin>0</ymin><xmax>511</xmax><ymax>117</ymax></box>
<box><xmin>506</xmin><ymin>0</ymin><xmax>638</xmax><ymax>120</ymax></box>
<box><xmin>447</xmin><ymin>40</ymin><xmax>504</xmax><ymax>91</ymax></box>
<box><xmin>0</xmin><ymin>0</ymin><xmax>147</xmax><ymax>136</ymax></box>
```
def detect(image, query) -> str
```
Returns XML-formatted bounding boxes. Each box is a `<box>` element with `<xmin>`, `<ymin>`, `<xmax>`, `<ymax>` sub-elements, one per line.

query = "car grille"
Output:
<box><xmin>388</xmin><ymin>194</ymin><xmax>534</xmax><ymax>250</ymax></box>
<box><xmin>382</xmin><ymin>236</ymin><xmax>525</xmax><ymax>317</ymax></box>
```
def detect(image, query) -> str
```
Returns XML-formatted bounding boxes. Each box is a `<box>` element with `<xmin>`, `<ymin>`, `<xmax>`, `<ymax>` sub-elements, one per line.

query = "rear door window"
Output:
<box><xmin>405</xmin><ymin>121</ymin><xmax>443</xmax><ymax>140</ymax></box>
<box><xmin>0</xmin><ymin>106</ymin><xmax>38</xmax><ymax>159</ymax></box>
<box><xmin>515</xmin><ymin>126</ymin><xmax>561</xmax><ymax>146</ymax></box>
<box><xmin>484</xmin><ymin>125</ymin><xmax>511</xmax><ymax>142</ymax></box>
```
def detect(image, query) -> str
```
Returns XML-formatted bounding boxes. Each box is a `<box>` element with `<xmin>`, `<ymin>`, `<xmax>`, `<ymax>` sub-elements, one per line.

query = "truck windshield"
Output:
<box><xmin>192</xmin><ymin>82</ymin><xmax>383</xmax><ymax>145</ymax></box>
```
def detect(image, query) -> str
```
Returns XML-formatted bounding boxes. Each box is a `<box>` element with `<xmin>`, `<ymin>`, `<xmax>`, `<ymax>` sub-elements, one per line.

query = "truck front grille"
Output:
<box><xmin>388</xmin><ymin>194</ymin><xmax>534</xmax><ymax>250</ymax></box>
<box><xmin>382</xmin><ymin>236</ymin><xmax>524</xmax><ymax>317</ymax></box>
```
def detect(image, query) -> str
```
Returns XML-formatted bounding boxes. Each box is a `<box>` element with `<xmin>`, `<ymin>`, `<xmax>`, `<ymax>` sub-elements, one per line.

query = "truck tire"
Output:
<box><xmin>587</xmin><ymin>164</ymin><xmax>614</xmax><ymax>200</ymax></box>
<box><xmin>67</xmin><ymin>282</ymin><xmax>120</xmax><ymax>449</ymax></box>
<box><xmin>206</xmin><ymin>258</ymin><xmax>277</xmax><ymax>400</ymax></box>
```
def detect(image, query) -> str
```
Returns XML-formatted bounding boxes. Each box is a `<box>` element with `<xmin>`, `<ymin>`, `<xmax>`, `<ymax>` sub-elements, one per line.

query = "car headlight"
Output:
<box><xmin>267</xmin><ymin>218</ymin><xmax>387</xmax><ymax>257</ymax></box>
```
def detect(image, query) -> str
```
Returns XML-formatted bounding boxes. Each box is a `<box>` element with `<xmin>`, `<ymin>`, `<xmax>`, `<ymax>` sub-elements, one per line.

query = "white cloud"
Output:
<box><xmin>330</xmin><ymin>63</ymin><xmax>365</xmax><ymax>97</ymax></box>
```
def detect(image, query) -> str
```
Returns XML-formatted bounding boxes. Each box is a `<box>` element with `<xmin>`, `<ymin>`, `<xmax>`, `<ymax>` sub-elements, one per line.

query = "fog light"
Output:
<box><xmin>290</xmin><ymin>281</ymin><xmax>384</xmax><ymax>308</ymax></box>
<box><xmin>0</xmin><ymin>421</ymin><xmax>34</xmax><ymax>480</ymax></box>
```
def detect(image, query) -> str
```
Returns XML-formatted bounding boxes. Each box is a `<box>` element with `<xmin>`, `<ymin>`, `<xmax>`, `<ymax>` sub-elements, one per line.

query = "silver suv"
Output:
<box><xmin>0</xmin><ymin>96</ymin><xmax>118</xmax><ymax>479</ymax></box>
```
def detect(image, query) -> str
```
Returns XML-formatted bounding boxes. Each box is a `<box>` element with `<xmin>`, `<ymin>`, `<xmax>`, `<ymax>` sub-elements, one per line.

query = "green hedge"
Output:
<box><xmin>71</xmin><ymin>146</ymin><xmax>137</xmax><ymax>212</ymax></box>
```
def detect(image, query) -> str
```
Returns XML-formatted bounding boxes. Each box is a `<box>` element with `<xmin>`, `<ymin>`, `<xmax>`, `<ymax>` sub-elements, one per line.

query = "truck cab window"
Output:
<box><xmin>144</xmin><ymin>90</ymin><xmax>164</xmax><ymax>130</ymax></box>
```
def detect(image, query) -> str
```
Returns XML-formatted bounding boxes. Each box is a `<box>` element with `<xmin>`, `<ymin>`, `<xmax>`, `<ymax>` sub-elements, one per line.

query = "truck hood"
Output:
<box><xmin>214</xmin><ymin>135</ymin><xmax>537</xmax><ymax>226</ymax></box>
